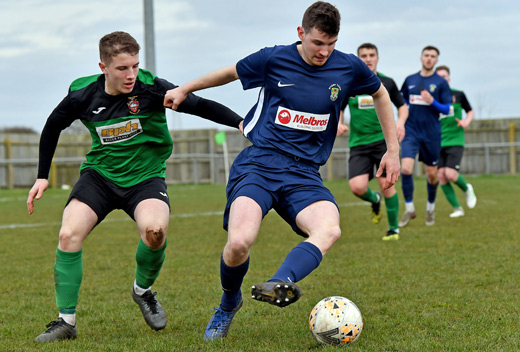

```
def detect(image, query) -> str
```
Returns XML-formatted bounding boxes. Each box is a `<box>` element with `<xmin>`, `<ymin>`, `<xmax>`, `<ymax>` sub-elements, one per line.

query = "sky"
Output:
<box><xmin>1</xmin><ymin>0</ymin><xmax>519</xmax><ymax>132</ymax></box>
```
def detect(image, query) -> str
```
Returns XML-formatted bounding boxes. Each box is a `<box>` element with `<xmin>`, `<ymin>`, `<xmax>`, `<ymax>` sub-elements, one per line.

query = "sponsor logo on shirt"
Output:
<box><xmin>96</xmin><ymin>119</ymin><xmax>143</xmax><ymax>144</ymax></box>
<box><xmin>127</xmin><ymin>96</ymin><xmax>140</xmax><ymax>114</ymax></box>
<box><xmin>357</xmin><ymin>96</ymin><xmax>374</xmax><ymax>109</ymax></box>
<box><xmin>275</xmin><ymin>106</ymin><xmax>329</xmax><ymax>132</ymax></box>
<box><xmin>409</xmin><ymin>94</ymin><xmax>430</xmax><ymax>106</ymax></box>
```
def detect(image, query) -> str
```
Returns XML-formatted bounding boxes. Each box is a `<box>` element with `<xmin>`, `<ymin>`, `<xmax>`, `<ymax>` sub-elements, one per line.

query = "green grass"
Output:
<box><xmin>1</xmin><ymin>175</ymin><xmax>519</xmax><ymax>351</ymax></box>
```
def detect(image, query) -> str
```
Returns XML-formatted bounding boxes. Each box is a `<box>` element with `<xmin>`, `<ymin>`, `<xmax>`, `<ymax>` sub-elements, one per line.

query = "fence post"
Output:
<box><xmin>509</xmin><ymin>123</ymin><xmax>516</xmax><ymax>174</ymax></box>
<box><xmin>4</xmin><ymin>138</ymin><xmax>14</xmax><ymax>189</ymax></box>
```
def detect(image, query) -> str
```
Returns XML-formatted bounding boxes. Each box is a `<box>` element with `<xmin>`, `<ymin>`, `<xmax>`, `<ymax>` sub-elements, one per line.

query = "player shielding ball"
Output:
<box><xmin>165</xmin><ymin>1</ymin><xmax>400</xmax><ymax>342</ymax></box>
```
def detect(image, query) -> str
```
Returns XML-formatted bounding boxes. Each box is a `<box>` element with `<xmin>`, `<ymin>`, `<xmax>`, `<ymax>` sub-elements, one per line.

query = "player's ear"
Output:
<box><xmin>99</xmin><ymin>61</ymin><xmax>107</xmax><ymax>74</ymax></box>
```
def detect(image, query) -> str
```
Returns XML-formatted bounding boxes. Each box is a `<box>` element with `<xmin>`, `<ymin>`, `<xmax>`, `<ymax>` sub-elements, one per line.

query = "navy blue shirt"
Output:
<box><xmin>236</xmin><ymin>42</ymin><xmax>381</xmax><ymax>165</ymax></box>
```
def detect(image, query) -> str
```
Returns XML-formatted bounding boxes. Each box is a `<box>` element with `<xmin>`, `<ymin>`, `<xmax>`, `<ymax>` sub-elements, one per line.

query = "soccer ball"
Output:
<box><xmin>309</xmin><ymin>296</ymin><xmax>363</xmax><ymax>345</ymax></box>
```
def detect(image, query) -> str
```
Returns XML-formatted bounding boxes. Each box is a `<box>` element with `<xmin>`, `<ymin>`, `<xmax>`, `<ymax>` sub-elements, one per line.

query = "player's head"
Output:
<box><xmin>421</xmin><ymin>45</ymin><xmax>440</xmax><ymax>71</ymax></box>
<box><xmin>98</xmin><ymin>31</ymin><xmax>140</xmax><ymax>95</ymax></box>
<box><xmin>436</xmin><ymin>65</ymin><xmax>451</xmax><ymax>83</ymax></box>
<box><xmin>357</xmin><ymin>43</ymin><xmax>379</xmax><ymax>73</ymax></box>
<box><xmin>297</xmin><ymin>2</ymin><xmax>341</xmax><ymax>67</ymax></box>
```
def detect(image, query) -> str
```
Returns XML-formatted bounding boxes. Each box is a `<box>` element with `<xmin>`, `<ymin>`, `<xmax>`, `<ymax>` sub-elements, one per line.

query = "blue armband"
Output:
<box><xmin>431</xmin><ymin>99</ymin><xmax>450</xmax><ymax>115</ymax></box>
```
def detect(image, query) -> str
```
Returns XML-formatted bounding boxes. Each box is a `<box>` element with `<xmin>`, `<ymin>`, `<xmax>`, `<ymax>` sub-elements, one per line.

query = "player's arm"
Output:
<box><xmin>457</xmin><ymin>92</ymin><xmax>474</xmax><ymax>128</ymax></box>
<box><xmin>337</xmin><ymin>109</ymin><xmax>349</xmax><ymax>136</ymax></box>
<box><xmin>27</xmin><ymin>97</ymin><xmax>74</xmax><ymax>214</ymax></box>
<box><xmin>164</xmin><ymin>65</ymin><xmax>239</xmax><ymax>110</ymax></box>
<box><xmin>372</xmin><ymin>84</ymin><xmax>400</xmax><ymax>189</ymax></box>
<box><xmin>420</xmin><ymin>90</ymin><xmax>450</xmax><ymax>115</ymax></box>
<box><xmin>395</xmin><ymin>104</ymin><xmax>409</xmax><ymax>142</ymax></box>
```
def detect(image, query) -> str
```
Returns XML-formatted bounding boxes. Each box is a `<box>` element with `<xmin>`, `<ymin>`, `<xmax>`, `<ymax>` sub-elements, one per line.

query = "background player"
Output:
<box><xmin>27</xmin><ymin>31</ymin><xmax>243</xmax><ymax>343</ymax></box>
<box><xmin>338</xmin><ymin>42</ymin><xmax>408</xmax><ymax>240</ymax></box>
<box><xmin>165</xmin><ymin>1</ymin><xmax>400</xmax><ymax>341</ymax></box>
<box><xmin>435</xmin><ymin>65</ymin><xmax>477</xmax><ymax>217</ymax></box>
<box><xmin>399</xmin><ymin>45</ymin><xmax>452</xmax><ymax>227</ymax></box>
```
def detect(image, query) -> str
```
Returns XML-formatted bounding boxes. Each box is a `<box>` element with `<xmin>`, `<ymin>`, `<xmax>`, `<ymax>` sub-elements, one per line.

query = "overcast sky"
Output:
<box><xmin>1</xmin><ymin>0</ymin><xmax>519</xmax><ymax>132</ymax></box>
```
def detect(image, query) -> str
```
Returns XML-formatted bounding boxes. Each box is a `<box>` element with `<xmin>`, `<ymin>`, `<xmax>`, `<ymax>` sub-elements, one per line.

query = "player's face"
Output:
<box><xmin>99</xmin><ymin>53</ymin><xmax>139</xmax><ymax>95</ymax></box>
<box><xmin>436</xmin><ymin>69</ymin><xmax>450</xmax><ymax>83</ymax></box>
<box><xmin>297</xmin><ymin>26</ymin><xmax>337</xmax><ymax>66</ymax></box>
<box><xmin>421</xmin><ymin>49</ymin><xmax>438</xmax><ymax>71</ymax></box>
<box><xmin>357</xmin><ymin>48</ymin><xmax>378</xmax><ymax>73</ymax></box>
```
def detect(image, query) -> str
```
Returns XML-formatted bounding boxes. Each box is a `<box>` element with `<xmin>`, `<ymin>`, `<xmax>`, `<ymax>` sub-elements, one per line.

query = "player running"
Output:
<box><xmin>27</xmin><ymin>31</ymin><xmax>243</xmax><ymax>343</ymax></box>
<box><xmin>338</xmin><ymin>43</ymin><xmax>408</xmax><ymax>240</ymax></box>
<box><xmin>435</xmin><ymin>65</ymin><xmax>477</xmax><ymax>217</ymax></box>
<box><xmin>399</xmin><ymin>46</ymin><xmax>452</xmax><ymax>227</ymax></box>
<box><xmin>165</xmin><ymin>1</ymin><xmax>400</xmax><ymax>341</ymax></box>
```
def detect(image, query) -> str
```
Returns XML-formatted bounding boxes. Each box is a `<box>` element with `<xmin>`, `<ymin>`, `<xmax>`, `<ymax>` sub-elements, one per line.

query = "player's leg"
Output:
<box><xmin>439</xmin><ymin>166</ymin><xmax>464</xmax><ymax>217</ymax></box>
<box><xmin>399</xmin><ymin>157</ymin><xmax>417</xmax><ymax>227</ymax></box>
<box><xmin>204</xmin><ymin>196</ymin><xmax>263</xmax><ymax>341</ymax></box>
<box><xmin>129</xmin><ymin>177</ymin><xmax>171</xmax><ymax>331</ymax></box>
<box><xmin>348</xmin><ymin>144</ymin><xmax>382</xmax><ymax>224</ymax></box>
<box><xmin>425</xmin><ymin>164</ymin><xmax>439</xmax><ymax>225</ymax></box>
<box><xmin>378</xmin><ymin>177</ymin><xmax>400</xmax><ymax>240</ymax></box>
<box><xmin>35</xmin><ymin>199</ymin><xmax>98</xmax><ymax>343</ymax></box>
<box><xmin>447</xmin><ymin>146</ymin><xmax>477</xmax><ymax>208</ymax></box>
<box><xmin>349</xmin><ymin>174</ymin><xmax>381</xmax><ymax>224</ymax></box>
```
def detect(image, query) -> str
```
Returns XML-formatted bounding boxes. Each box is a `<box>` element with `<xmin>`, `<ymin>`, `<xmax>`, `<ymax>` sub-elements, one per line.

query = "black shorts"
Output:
<box><xmin>438</xmin><ymin>146</ymin><xmax>464</xmax><ymax>170</ymax></box>
<box><xmin>348</xmin><ymin>140</ymin><xmax>387</xmax><ymax>180</ymax></box>
<box><xmin>67</xmin><ymin>168</ymin><xmax>170</xmax><ymax>224</ymax></box>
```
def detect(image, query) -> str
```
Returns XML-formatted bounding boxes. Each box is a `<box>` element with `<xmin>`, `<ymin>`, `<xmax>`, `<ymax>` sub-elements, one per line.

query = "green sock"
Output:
<box><xmin>360</xmin><ymin>187</ymin><xmax>379</xmax><ymax>204</ymax></box>
<box><xmin>385</xmin><ymin>193</ymin><xmax>399</xmax><ymax>231</ymax></box>
<box><xmin>54</xmin><ymin>248</ymin><xmax>83</xmax><ymax>314</ymax></box>
<box><xmin>135</xmin><ymin>238</ymin><xmax>167</xmax><ymax>289</ymax></box>
<box><xmin>454</xmin><ymin>174</ymin><xmax>468</xmax><ymax>192</ymax></box>
<box><xmin>441</xmin><ymin>183</ymin><xmax>461</xmax><ymax>208</ymax></box>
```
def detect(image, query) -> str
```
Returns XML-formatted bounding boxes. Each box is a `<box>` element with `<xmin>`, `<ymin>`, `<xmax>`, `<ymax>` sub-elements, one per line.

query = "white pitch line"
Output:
<box><xmin>0</xmin><ymin>203</ymin><xmax>365</xmax><ymax>230</ymax></box>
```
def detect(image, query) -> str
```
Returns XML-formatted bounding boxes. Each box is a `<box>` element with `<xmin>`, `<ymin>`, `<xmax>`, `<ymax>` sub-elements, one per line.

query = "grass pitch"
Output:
<box><xmin>1</xmin><ymin>175</ymin><xmax>519</xmax><ymax>351</ymax></box>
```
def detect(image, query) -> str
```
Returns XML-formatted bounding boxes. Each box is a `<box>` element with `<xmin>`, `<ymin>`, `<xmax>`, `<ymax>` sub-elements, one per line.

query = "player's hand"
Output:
<box><xmin>376</xmin><ymin>150</ymin><xmax>400</xmax><ymax>190</ymax></box>
<box><xmin>395</xmin><ymin>120</ymin><xmax>406</xmax><ymax>142</ymax></box>
<box><xmin>164</xmin><ymin>87</ymin><xmax>188</xmax><ymax>110</ymax></box>
<box><xmin>336</xmin><ymin>124</ymin><xmax>349</xmax><ymax>136</ymax></box>
<box><xmin>456</xmin><ymin>118</ymin><xmax>470</xmax><ymax>129</ymax></box>
<box><xmin>420</xmin><ymin>89</ymin><xmax>434</xmax><ymax>104</ymax></box>
<box><xmin>27</xmin><ymin>179</ymin><xmax>49</xmax><ymax>215</ymax></box>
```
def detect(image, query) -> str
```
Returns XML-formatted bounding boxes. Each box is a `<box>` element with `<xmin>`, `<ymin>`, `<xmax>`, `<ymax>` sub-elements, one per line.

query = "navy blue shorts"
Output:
<box><xmin>223</xmin><ymin>146</ymin><xmax>337</xmax><ymax>237</ymax></box>
<box><xmin>401</xmin><ymin>130</ymin><xmax>441</xmax><ymax>167</ymax></box>
<box><xmin>67</xmin><ymin>168</ymin><xmax>170</xmax><ymax>225</ymax></box>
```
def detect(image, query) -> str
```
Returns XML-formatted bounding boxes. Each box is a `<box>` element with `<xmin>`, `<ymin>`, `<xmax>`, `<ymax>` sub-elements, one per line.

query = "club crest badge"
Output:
<box><xmin>127</xmin><ymin>96</ymin><xmax>140</xmax><ymax>114</ymax></box>
<box><xmin>329</xmin><ymin>84</ymin><xmax>341</xmax><ymax>101</ymax></box>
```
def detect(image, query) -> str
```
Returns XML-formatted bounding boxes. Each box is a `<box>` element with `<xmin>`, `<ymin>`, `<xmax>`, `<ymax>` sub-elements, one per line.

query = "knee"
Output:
<box><xmin>58</xmin><ymin>227</ymin><xmax>82</xmax><ymax>251</ymax></box>
<box><xmin>349</xmin><ymin>183</ymin><xmax>366</xmax><ymax>198</ymax></box>
<box><xmin>225</xmin><ymin>237</ymin><xmax>251</xmax><ymax>259</ymax></box>
<box><xmin>145</xmin><ymin>226</ymin><xmax>166</xmax><ymax>249</ymax></box>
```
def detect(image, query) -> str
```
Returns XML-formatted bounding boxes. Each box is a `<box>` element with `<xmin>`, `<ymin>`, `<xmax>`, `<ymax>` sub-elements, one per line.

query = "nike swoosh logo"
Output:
<box><xmin>92</xmin><ymin>107</ymin><xmax>106</xmax><ymax>114</ymax></box>
<box><xmin>159</xmin><ymin>192</ymin><xmax>168</xmax><ymax>198</ymax></box>
<box><xmin>278</xmin><ymin>81</ymin><xmax>295</xmax><ymax>88</ymax></box>
<box><xmin>408</xmin><ymin>85</ymin><xmax>415</xmax><ymax>89</ymax></box>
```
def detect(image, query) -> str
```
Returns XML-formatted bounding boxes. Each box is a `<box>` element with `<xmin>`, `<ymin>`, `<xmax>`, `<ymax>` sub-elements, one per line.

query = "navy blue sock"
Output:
<box><xmin>427</xmin><ymin>181</ymin><xmax>439</xmax><ymax>203</ymax></box>
<box><xmin>269</xmin><ymin>242</ymin><xmax>323</xmax><ymax>283</ymax></box>
<box><xmin>401</xmin><ymin>173</ymin><xmax>414</xmax><ymax>202</ymax></box>
<box><xmin>220</xmin><ymin>255</ymin><xmax>249</xmax><ymax>310</ymax></box>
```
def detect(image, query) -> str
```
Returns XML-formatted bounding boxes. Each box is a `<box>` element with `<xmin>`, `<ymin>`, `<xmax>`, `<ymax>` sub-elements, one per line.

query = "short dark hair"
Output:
<box><xmin>436</xmin><ymin>65</ymin><xmax>450</xmax><ymax>74</ymax></box>
<box><xmin>99</xmin><ymin>31</ymin><xmax>140</xmax><ymax>65</ymax></box>
<box><xmin>302</xmin><ymin>1</ymin><xmax>341</xmax><ymax>36</ymax></box>
<box><xmin>357</xmin><ymin>43</ymin><xmax>378</xmax><ymax>56</ymax></box>
<box><xmin>422</xmin><ymin>45</ymin><xmax>440</xmax><ymax>55</ymax></box>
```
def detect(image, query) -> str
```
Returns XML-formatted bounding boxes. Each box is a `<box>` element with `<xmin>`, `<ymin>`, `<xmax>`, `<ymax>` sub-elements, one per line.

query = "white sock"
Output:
<box><xmin>133</xmin><ymin>280</ymin><xmax>151</xmax><ymax>296</ymax></box>
<box><xmin>405</xmin><ymin>202</ymin><xmax>415</xmax><ymax>213</ymax></box>
<box><xmin>426</xmin><ymin>202</ymin><xmax>436</xmax><ymax>212</ymax></box>
<box><xmin>59</xmin><ymin>313</ymin><xmax>75</xmax><ymax>326</ymax></box>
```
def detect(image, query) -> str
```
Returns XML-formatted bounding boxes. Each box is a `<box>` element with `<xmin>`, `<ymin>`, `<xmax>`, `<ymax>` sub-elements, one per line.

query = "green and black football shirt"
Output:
<box><xmin>440</xmin><ymin>88</ymin><xmax>473</xmax><ymax>147</ymax></box>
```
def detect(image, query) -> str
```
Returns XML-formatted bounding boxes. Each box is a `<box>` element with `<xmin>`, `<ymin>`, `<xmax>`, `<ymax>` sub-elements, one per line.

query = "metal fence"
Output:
<box><xmin>1</xmin><ymin>119</ymin><xmax>519</xmax><ymax>188</ymax></box>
